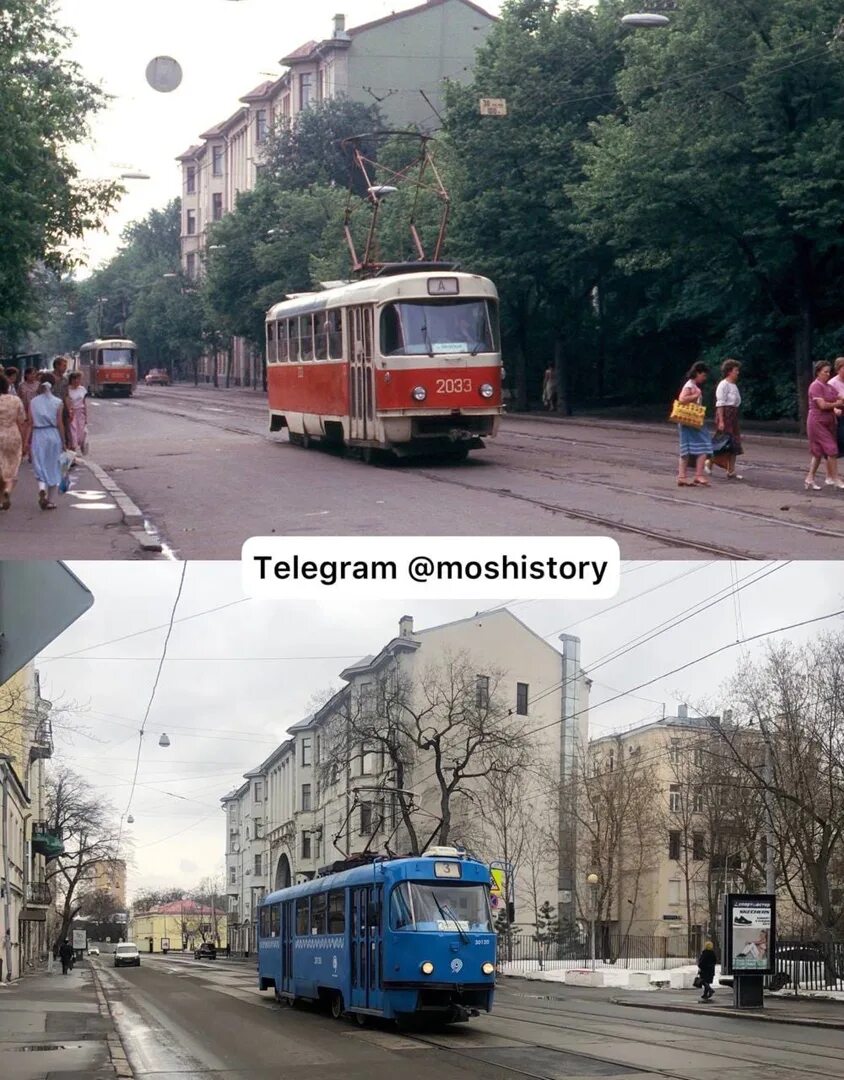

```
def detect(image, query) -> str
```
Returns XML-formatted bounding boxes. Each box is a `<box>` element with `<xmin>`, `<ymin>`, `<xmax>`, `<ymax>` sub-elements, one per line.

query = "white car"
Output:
<box><xmin>113</xmin><ymin>942</ymin><xmax>141</xmax><ymax>968</ymax></box>
<box><xmin>88</xmin><ymin>947</ymin><xmax>100</xmax><ymax>956</ymax></box>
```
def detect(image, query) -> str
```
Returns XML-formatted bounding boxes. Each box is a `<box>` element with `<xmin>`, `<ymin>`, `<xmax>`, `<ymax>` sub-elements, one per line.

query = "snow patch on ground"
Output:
<box><xmin>501</xmin><ymin>961</ymin><xmax>721</xmax><ymax>990</ymax></box>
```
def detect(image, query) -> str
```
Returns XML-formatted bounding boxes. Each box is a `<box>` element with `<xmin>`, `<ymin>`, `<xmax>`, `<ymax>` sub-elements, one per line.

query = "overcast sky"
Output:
<box><xmin>58</xmin><ymin>0</ymin><xmax>502</xmax><ymax>271</ymax></box>
<box><xmin>33</xmin><ymin>560</ymin><xmax>840</xmax><ymax>901</ymax></box>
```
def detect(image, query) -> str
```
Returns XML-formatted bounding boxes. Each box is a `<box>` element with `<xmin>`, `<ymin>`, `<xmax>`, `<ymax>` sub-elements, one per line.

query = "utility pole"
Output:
<box><xmin>764</xmin><ymin>739</ymin><xmax>776</xmax><ymax>895</ymax></box>
<box><xmin>1</xmin><ymin>758</ymin><xmax>13</xmax><ymax>982</ymax></box>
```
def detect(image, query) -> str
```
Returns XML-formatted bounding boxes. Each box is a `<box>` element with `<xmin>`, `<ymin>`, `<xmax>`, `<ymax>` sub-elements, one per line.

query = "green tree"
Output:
<box><xmin>0</xmin><ymin>0</ymin><xmax>120</xmax><ymax>352</ymax></box>
<box><xmin>533</xmin><ymin>899</ymin><xmax>559</xmax><ymax>971</ymax></box>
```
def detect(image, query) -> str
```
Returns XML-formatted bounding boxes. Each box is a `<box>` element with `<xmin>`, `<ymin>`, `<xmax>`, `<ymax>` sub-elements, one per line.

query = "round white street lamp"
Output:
<box><xmin>621</xmin><ymin>13</ymin><xmax>671</xmax><ymax>28</ymax></box>
<box><xmin>158</xmin><ymin>733</ymin><xmax>171</xmax><ymax>748</ymax></box>
<box><xmin>126</xmin><ymin>814</ymin><xmax>135</xmax><ymax>824</ymax></box>
<box><xmin>145</xmin><ymin>56</ymin><xmax>183</xmax><ymax>93</ymax></box>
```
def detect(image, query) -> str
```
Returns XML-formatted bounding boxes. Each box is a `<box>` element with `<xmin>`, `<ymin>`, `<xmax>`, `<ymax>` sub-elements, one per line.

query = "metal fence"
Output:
<box><xmin>497</xmin><ymin>932</ymin><xmax>695</xmax><ymax>973</ymax></box>
<box><xmin>770</xmin><ymin>939</ymin><xmax>844</xmax><ymax>993</ymax></box>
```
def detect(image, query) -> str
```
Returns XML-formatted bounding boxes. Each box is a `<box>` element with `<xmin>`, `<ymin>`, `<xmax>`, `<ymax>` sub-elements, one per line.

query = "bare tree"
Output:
<box><xmin>718</xmin><ymin>636</ymin><xmax>844</xmax><ymax>941</ymax></box>
<box><xmin>44</xmin><ymin>766</ymin><xmax>122</xmax><ymax>949</ymax></box>
<box><xmin>193</xmin><ymin>875</ymin><xmax>226</xmax><ymax>946</ymax></box>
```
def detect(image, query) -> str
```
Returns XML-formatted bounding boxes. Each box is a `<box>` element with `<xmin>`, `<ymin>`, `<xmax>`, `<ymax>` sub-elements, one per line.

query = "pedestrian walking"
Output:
<box><xmin>805</xmin><ymin>360</ymin><xmax>844</xmax><ymax>490</ymax></box>
<box><xmin>28</xmin><ymin>374</ymin><xmax>68</xmax><ymax>509</ymax></box>
<box><xmin>52</xmin><ymin>356</ymin><xmax>69</xmax><ymax>402</ymax></box>
<box><xmin>829</xmin><ymin>357</ymin><xmax>844</xmax><ymax>455</ymax></box>
<box><xmin>712</xmin><ymin>358</ymin><xmax>744</xmax><ymax>479</ymax></box>
<box><xmin>0</xmin><ymin>372</ymin><xmax>28</xmax><ymax>511</ymax></box>
<box><xmin>59</xmin><ymin>939</ymin><xmax>74</xmax><ymax>976</ymax></box>
<box><xmin>18</xmin><ymin>366</ymin><xmax>39</xmax><ymax>419</ymax></box>
<box><xmin>542</xmin><ymin>364</ymin><xmax>558</xmax><ymax>411</ymax></box>
<box><xmin>65</xmin><ymin>372</ymin><xmax>89</xmax><ymax>454</ymax></box>
<box><xmin>4</xmin><ymin>367</ymin><xmax>20</xmax><ymax>396</ymax></box>
<box><xmin>674</xmin><ymin>361</ymin><xmax>714</xmax><ymax>487</ymax></box>
<box><xmin>697</xmin><ymin>940</ymin><xmax>717</xmax><ymax>1002</ymax></box>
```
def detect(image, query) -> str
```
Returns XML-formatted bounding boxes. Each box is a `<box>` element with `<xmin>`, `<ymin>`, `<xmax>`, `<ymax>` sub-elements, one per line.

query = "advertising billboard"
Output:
<box><xmin>72</xmin><ymin>928</ymin><xmax>87</xmax><ymax>951</ymax></box>
<box><xmin>722</xmin><ymin>893</ymin><xmax>776</xmax><ymax>976</ymax></box>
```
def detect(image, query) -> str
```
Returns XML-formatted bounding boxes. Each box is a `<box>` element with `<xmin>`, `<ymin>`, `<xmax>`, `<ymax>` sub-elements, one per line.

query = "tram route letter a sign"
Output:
<box><xmin>721</xmin><ymin>893</ymin><xmax>777</xmax><ymax>976</ymax></box>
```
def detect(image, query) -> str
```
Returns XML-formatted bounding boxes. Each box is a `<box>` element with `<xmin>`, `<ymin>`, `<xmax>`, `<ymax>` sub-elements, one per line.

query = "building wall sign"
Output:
<box><xmin>722</xmin><ymin>893</ymin><xmax>776</xmax><ymax>975</ymax></box>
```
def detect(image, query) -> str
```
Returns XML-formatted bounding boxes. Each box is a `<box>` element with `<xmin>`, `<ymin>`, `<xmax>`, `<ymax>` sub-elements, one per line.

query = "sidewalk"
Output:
<box><xmin>1</xmin><ymin>453</ymin><xmax>160</xmax><ymax>559</ymax></box>
<box><xmin>0</xmin><ymin>961</ymin><xmax>132</xmax><ymax>1079</ymax></box>
<box><xmin>612</xmin><ymin>988</ymin><xmax>844</xmax><ymax>1029</ymax></box>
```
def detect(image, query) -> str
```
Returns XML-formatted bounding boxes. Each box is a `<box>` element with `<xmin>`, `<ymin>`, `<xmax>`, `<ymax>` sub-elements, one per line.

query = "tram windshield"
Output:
<box><xmin>99</xmin><ymin>348</ymin><xmax>135</xmax><ymax>367</ymax></box>
<box><xmin>390</xmin><ymin>882</ymin><xmax>492</xmax><ymax>932</ymax></box>
<box><xmin>380</xmin><ymin>299</ymin><xmax>498</xmax><ymax>357</ymax></box>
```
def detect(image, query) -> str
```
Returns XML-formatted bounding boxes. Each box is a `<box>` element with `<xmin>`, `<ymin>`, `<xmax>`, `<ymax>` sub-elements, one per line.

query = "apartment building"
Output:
<box><xmin>85</xmin><ymin>858</ymin><xmax>127</xmax><ymax>909</ymax></box>
<box><xmin>222</xmin><ymin>609</ymin><xmax>591</xmax><ymax>936</ymax></box>
<box><xmin>0</xmin><ymin>665</ymin><xmax>58</xmax><ymax>981</ymax></box>
<box><xmin>177</xmin><ymin>0</ymin><xmax>496</xmax><ymax>385</ymax></box>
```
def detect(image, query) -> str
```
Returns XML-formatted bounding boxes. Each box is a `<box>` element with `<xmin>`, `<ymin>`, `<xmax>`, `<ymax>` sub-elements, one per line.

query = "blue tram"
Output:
<box><xmin>256</xmin><ymin>847</ymin><xmax>496</xmax><ymax>1025</ymax></box>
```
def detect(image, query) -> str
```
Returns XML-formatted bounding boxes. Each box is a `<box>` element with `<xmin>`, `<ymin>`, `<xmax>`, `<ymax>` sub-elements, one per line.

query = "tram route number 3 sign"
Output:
<box><xmin>479</xmin><ymin>98</ymin><xmax>508</xmax><ymax>116</ymax></box>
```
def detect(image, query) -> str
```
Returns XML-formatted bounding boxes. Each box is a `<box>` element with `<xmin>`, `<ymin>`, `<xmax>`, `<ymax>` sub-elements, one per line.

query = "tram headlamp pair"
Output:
<box><xmin>420</xmin><ymin>961</ymin><xmax>435</xmax><ymax>975</ymax></box>
<box><xmin>411</xmin><ymin>386</ymin><xmax>427</xmax><ymax>402</ymax></box>
<box><xmin>479</xmin><ymin>383</ymin><xmax>494</xmax><ymax>399</ymax></box>
<box><xmin>482</xmin><ymin>962</ymin><xmax>495</xmax><ymax>976</ymax></box>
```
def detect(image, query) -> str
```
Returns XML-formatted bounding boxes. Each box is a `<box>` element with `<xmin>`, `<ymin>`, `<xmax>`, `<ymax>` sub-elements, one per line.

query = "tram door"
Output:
<box><xmin>350</xmin><ymin>885</ymin><xmax>382</xmax><ymax>1011</ymax></box>
<box><xmin>280</xmin><ymin>900</ymin><xmax>294</xmax><ymax>995</ymax></box>
<box><xmin>348</xmin><ymin>306</ymin><xmax>375</xmax><ymax>442</ymax></box>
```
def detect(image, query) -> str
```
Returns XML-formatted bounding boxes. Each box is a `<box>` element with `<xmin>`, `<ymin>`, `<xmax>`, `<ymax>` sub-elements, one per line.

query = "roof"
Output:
<box><xmin>240</xmin><ymin>79</ymin><xmax>277</xmax><ymax>104</ymax></box>
<box><xmin>200</xmin><ymin>107</ymin><xmax>247</xmax><ymax>141</ymax></box>
<box><xmin>138</xmin><ymin>900</ymin><xmax>225</xmax><ymax>916</ymax></box>
<box><xmin>348</xmin><ymin>0</ymin><xmax>497</xmax><ymax>37</ymax></box>
<box><xmin>280</xmin><ymin>39</ymin><xmax>319</xmax><ymax>65</ymax></box>
<box><xmin>176</xmin><ymin>144</ymin><xmax>203</xmax><ymax>162</ymax></box>
<box><xmin>590</xmin><ymin>714</ymin><xmax>720</xmax><ymax>745</ymax></box>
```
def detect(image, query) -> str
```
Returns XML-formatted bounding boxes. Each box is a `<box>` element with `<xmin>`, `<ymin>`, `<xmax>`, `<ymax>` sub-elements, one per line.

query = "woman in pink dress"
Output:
<box><xmin>65</xmin><ymin>372</ymin><xmax>88</xmax><ymax>454</ymax></box>
<box><xmin>805</xmin><ymin>360</ymin><xmax>844</xmax><ymax>490</ymax></box>
<box><xmin>0</xmin><ymin>372</ymin><xmax>28</xmax><ymax>510</ymax></box>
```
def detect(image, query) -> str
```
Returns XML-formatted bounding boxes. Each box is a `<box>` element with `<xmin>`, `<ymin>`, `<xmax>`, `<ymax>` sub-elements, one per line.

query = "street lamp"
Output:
<box><xmin>158</xmin><ymin>733</ymin><xmax>171</xmax><ymax>748</ymax></box>
<box><xmin>207</xmin><ymin>244</ymin><xmax>226</xmax><ymax>251</ymax></box>
<box><xmin>586</xmin><ymin>873</ymin><xmax>599</xmax><ymax>971</ymax></box>
<box><xmin>621</xmin><ymin>12</ymin><xmax>671</xmax><ymax>27</ymax></box>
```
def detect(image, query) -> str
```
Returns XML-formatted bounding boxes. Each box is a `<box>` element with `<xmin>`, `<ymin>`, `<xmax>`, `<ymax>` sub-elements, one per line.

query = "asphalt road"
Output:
<box><xmin>93</xmin><ymin>954</ymin><xmax>844</xmax><ymax>1080</ymax></box>
<box><xmin>7</xmin><ymin>383</ymin><xmax>844</xmax><ymax>560</ymax></box>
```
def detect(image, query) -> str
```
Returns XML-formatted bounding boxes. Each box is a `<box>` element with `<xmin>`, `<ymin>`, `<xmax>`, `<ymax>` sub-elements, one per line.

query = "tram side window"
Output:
<box><xmin>327</xmin><ymin>309</ymin><xmax>342</xmax><ymax>359</ymax></box>
<box><xmin>259</xmin><ymin>906</ymin><xmax>271</xmax><ymax>938</ymax></box>
<box><xmin>278</xmin><ymin>320</ymin><xmax>289</xmax><ymax>363</ymax></box>
<box><xmin>296</xmin><ymin>898</ymin><xmax>309</xmax><ymax>936</ymax></box>
<box><xmin>299</xmin><ymin>315</ymin><xmax>314</xmax><ymax>361</ymax></box>
<box><xmin>327</xmin><ymin>891</ymin><xmax>345</xmax><ymax>934</ymax></box>
<box><xmin>314</xmin><ymin>313</ymin><xmax>329</xmax><ymax>361</ymax></box>
<box><xmin>390</xmin><ymin>883</ymin><xmax>413</xmax><ymax>930</ymax></box>
<box><xmin>380</xmin><ymin>305</ymin><xmax>402</xmax><ymax>356</ymax></box>
<box><xmin>311</xmin><ymin>893</ymin><xmax>327</xmax><ymax>935</ymax></box>
<box><xmin>270</xmin><ymin>904</ymin><xmax>280</xmax><ymax>938</ymax></box>
<box><xmin>266</xmin><ymin>322</ymin><xmax>276</xmax><ymax>364</ymax></box>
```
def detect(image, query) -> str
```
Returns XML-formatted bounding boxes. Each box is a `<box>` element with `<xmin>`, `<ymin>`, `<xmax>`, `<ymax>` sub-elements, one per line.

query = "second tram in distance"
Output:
<box><xmin>257</xmin><ymin>848</ymin><xmax>496</xmax><ymax>1026</ymax></box>
<box><xmin>265</xmin><ymin>266</ymin><xmax>503</xmax><ymax>459</ymax></box>
<box><xmin>77</xmin><ymin>338</ymin><xmax>138</xmax><ymax>397</ymax></box>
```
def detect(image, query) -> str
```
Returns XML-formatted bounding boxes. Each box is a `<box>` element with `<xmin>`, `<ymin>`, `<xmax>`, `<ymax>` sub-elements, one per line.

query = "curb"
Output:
<box><xmin>611</xmin><ymin>996</ymin><xmax>844</xmax><ymax>1031</ymax></box>
<box><xmin>89</xmin><ymin>964</ymin><xmax>135</xmax><ymax>1079</ymax></box>
<box><xmin>81</xmin><ymin>456</ymin><xmax>163</xmax><ymax>553</ymax></box>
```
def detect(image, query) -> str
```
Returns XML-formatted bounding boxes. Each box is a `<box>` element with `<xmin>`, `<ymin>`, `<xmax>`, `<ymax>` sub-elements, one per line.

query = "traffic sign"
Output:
<box><xmin>0</xmin><ymin>563</ymin><xmax>93</xmax><ymax>683</ymax></box>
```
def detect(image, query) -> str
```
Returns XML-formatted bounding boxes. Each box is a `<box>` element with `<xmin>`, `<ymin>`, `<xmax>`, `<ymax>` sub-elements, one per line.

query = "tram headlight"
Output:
<box><xmin>420</xmin><ymin>961</ymin><xmax>435</xmax><ymax>975</ymax></box>
<box><xmin>479</xmin><ymin>383</ymin><xmax>494</xmax><ymax>399</ymax></box>
<box><xmin>412</xmin><ymin>386</ymin><xmax>427</xmax><ymax>402</ymax></box>
<box><xmin>482</xmin><ymin>962</ymin><xmax>495</xmax><ymax>976</ymax></box>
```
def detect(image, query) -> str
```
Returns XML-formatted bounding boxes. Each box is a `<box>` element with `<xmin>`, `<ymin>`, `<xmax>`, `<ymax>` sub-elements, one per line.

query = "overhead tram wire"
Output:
<box><xmin>119</xmin><ymin>562</ymin><xmax>188</xmax><ymax>842</ymax></box>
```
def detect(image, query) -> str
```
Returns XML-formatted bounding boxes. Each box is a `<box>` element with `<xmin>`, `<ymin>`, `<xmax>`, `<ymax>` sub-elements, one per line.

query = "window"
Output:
<box><xmin>299</xmin><ymin>315</ymin><xmax>314</xmax><ymax>361</ymax></box>
<box><xmin>668</xmin><ymin>879</ymin><xmax>682</xmax><ymax>905</ymax></box>
<box><xmin>186</xmin><ymin>209</ymin><xmax>196</xmax><ymax>235</ymax></box>
<box><xmin>302</xmin><ymin>737</ymin><xmax>312</xmax><ymax>766</ymax></box>
<box><xmin>266</xmin><ymin>321</ymin><xmax>276</xmax><ymax>364</ymax></box>
<box><xmin>256</xmin><ymin>108</ymin><xmax>268</xmax><ymax>143</ymax></box>
<box><xmin>259</xmin><ymin>906</ymin><xmax>270</xmax><ymax>938</ymax></box>
<box><xmin>476</xmin><ymin>674</ymin><xmax>490</xmax><ymax>709</ymax></box>
<box><xmin>270</xmin><ymin>904</ymin><xmax>280</xmax><ymax>937</ymax></box>
<box><xmin>327</xmin><ymin>309</ymin><xmax>342</xmax><ymax>358</ymax></box>
<box><xmin>299</xmin><ymin>72</ymin><xmax>313</xmax><ymax>108</ymax></box>
<box><xmin>301</xmin><ymin>783</ymin><xmax>311</xmax><ymax>812</ymax></box>
<box><xmin>254</xmin><ymin>853</ymin><xmax>262</xmax><ymax>876</ymax></box>
<box><xmin>359</xmin><ymin>801</ymin><xmax>372</xmax><ymax>835</ymax></box>
<box><xmin>668</xmin><ymin>740</ymin><xmax>681</xmax><ymax>765</ymax></box>
<box><xmin>669</xmin><ymin>784</ymin><xmax>680</xmax><ymax>813</ymax></box>
<box><xmin>516</xmin><ymin>682</ymin><xmax>529</xmax><ymax>716</ymax></box>
<box><xmin>212</xmin><ymin>192</ymin><xmax>223</xmax><ymax>221</ymax></box>
<box><xmin>254</xmin><ymin>819</ymin><xmax>263</xmax><ymax>838</ymax></box>
<box><xmin>277</xmin><ymin>320</ymin><xmax>289</xmax><ymax>362</ymax></box>
<box><xmin>212</xmin><ymin>145</ymin><xmax>224</xmax><ymax>176</ymax></box>
<box><xmin>229</xmin><ymin>866</ymin><xmax>236</xmax><ymax>884</ymax></box>
<box><xmin>296</xmin><ymin>898</ymin><xmax>309</xmax><ymax>935</ymax></box>
<box><xmin>186</xmin><ymin>252</ymin><xmax>197</xmax><ymax>280</ymax></box>
<box><xmin>310</xmin><ymin>893</ymin><xmax>326</xmax><ymax>935</ymax></box>
<box><xmin>314</xmin><ymin>313</ymin><xmax>329</xmax><ymax>360</ymax></box>
<box><xmin>693</xmin><ymin>746</ymin><xmax>704</xmax><ymax>768</ymax></box>
<box><xmin>301</xmin><ymin>831</ymin><xmax>311</xmax><ymax>859</ymax></box>
<box><xmin>379</xmin><ymin>298</ymin><xmax>496</xmax><ymax>357</ymax></box>
<box><xmin>186</xmin><ymin>165</ymin><xmax>196</xmax><ymax>194</ymax></box>
<box><xmin>668</xmin><ymin>830</ymin><xmax>681</xmax><ymax>860</ymax></box>
<box><xmin>693</xmin><ymin>789</ymin><xmax>704</xmax><ymax>814</ymax></box>
<box><xmin>317</xmin><ymin>69</ymin><xmax>326</xmax><ymax>101</ymax></box>
<box><xmin>281</xmin><ymin>93</ymin><xmax>290</xmax><ymax>117</ymax></box>
<box><xmin>692</xmin><ymin>832</ymin><xmax>706</xmax><ymax>861</ymax></box>
<box><xmin>328</xmin><ymin>891</ymin><xmax>345</xmax><ymax>933</ymax></box>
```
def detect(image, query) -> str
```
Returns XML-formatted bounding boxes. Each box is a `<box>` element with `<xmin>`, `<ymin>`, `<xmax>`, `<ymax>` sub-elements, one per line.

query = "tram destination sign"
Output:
<box><xmin>722</xmin><ymin>893</ymin><xmax>777</xmax><ymax>976</ymax></box>
<box><xmin>479</xmin><ymin>97</ymin><xmax>508</xmax><ymax>116</ymax></box>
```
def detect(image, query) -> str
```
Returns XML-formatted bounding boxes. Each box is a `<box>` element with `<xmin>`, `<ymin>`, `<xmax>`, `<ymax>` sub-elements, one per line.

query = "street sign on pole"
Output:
<box><xmin>0</xmin><ymin>563</ymin><xmax>93</xmax><ymax>683</ymax></box>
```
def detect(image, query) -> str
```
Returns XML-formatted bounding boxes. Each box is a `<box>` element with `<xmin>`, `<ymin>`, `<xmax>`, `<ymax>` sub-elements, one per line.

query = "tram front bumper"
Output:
<box><xmin>383</xmin><ymin>412</ymin><xmax>500</xmax><ymax>452</ymax></box>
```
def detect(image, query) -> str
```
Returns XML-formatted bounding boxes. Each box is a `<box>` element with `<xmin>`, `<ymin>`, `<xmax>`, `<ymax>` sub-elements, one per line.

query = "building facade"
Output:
<box><xmin>129</xmin><ymin>899</ymin><xmax>227</xmax><ymax>955</ymax></box>
<box><xmin>222</xmin><ymin>610</ymin><xmax>590</xmax><ymax>938</ymax></box>
<box><xmin>0</xmin><ymin>665</ymin><xmax>58</xmax><ymax>981</ymax></box>
<box><xmin>177</xmin><ymin>0</ymin><xmax>496</xmax><ymax>385</ymax></box>
<box><xmin>85</xmin><ymin>858</ymin><xmax>127</xmax><ymax>909</ymax></box>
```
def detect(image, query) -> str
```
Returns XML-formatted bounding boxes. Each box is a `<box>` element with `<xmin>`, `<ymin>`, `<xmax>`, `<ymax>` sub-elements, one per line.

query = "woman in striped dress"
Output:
<box><xmin>676</xmin><ymin>362</ymin><xmax>714</xmax><ymax>487</ymax></box>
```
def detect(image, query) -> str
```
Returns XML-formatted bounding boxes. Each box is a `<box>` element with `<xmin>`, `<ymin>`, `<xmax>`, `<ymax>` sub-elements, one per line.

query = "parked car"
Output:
<box><xmin>144</xmin><ymin>368</ymin><xmax>170</xmax><ymax>386</ymax></box>
<box><xmin>88</xmin><ymin>946</ymin><xmax>100</xmax><ymax>956</ymax></box>
<box><xmin>114</xmin><ymin>942</ymin><xmax>141</xmax><ymax>968</ymax></box>
<box><xmin>194</xmin><ymin>942</ymin><xmax>217</xmax><ymax>960</ymax></box>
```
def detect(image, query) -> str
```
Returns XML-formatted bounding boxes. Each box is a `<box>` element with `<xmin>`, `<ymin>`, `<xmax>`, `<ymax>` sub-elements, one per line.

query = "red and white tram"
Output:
<box><xmin>77</xmin><ymin>338</ymin><xmax>138</xmax><ymax>397</ymax></box>
<box><xmin>265</xmin><ymin>267</ymin><xmax>502</xmax><ymax>458</ymax></box>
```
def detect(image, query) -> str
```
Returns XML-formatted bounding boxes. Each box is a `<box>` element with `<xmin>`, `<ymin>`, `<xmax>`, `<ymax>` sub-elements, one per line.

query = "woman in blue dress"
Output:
<box><xmin>677</xmin><ymin>361</ymin><xmax>714</xmax><ymax>487</ymax></box>
<box><xmin>27</xmin><ymin>374</ymin><xmax>68</xmax><ymax>509</ymax></box>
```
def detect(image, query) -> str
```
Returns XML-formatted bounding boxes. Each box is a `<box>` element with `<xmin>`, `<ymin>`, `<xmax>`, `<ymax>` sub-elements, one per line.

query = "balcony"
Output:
<box><xmin>31</xmin><ymin>823</ymin><xmax>64</xmax><ymax>861</ymax></box>
<box><xmin>27</xmin><ymin>881</ymin><xmax>51</xmax><ymax>905</ymax></box>
<box><xmin>29</xmin><ymin>719</ymin><xmax>53</xmax><ymax>762</ymax></box>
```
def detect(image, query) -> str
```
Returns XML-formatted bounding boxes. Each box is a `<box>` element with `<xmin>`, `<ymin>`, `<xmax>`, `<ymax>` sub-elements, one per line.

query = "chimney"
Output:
<box><xmin>333</xmin><ymin>13</ymin><xmax>346</xmax><ymax>36</ymax></box>
<box><xmin>677</xmin><ymin>703</ymin><xmax>688</xmax><ymax>719</ymax></box>
<box><xmin>399</xmin><ymin>615</ymin><xmax>413</xmax><ymax>638</ymax></box>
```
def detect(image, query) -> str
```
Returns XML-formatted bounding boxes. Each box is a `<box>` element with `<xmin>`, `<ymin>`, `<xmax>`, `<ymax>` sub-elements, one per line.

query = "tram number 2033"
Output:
<box><xmin>436</xmin><ymin>377</ymin><xmax>473</xmax><ymax>394</ymax></box>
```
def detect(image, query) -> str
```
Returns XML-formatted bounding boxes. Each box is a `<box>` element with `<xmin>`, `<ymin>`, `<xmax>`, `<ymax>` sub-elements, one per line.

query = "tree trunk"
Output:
<box><xmin>794</xmin><ymin>238</ymin><xmax>815</xmax><ymax>432</ymax></box>
<box><xmin>225</xmin><ymin>342</ymin><xmax>233</xmax><ymax>389</ymax></box>
<box><xmin>554</xmin><ymin>337</ymin><xmax>570</xmax><ymax>416</ymax></box>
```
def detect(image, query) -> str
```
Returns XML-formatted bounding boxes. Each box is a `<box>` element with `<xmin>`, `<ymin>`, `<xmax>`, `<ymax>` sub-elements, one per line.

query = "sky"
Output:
<box><xmin>33</xmin><ymin>559</ymin><xmax>841</xmax><ymax>901</ymax></box>
<box><xmin>58</xmin><ymin>0</ymin><xmax>503</xmax><ymax>271</ymax></box>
